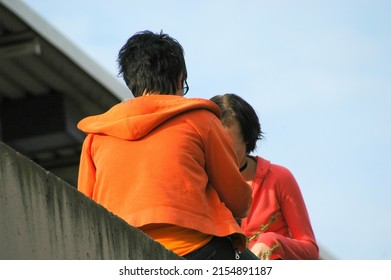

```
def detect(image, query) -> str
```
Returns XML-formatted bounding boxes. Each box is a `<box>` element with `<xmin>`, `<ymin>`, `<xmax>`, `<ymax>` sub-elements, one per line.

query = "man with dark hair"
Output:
<box><xmin>77</xmin><ymin>31</ymin><xmax>254</xmax><ymax>259</ymax></box>
<box><xmin>117</xmin><ymin>30</ymin><xmax>188</xmax><ymax>97</ymax></box>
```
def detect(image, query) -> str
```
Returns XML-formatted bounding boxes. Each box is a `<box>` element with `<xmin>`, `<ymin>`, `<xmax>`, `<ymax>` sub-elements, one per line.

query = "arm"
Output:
<box><xmin>253</xmin><ymin>166</ymin><xmax>319</xmax><ymax>260</ymax></box>
<box><xmin>77</xmin><ymin>134</ymin><xmax>96</xmax><ymax>198</ymax></box>
<box><xmin>204</xmin><ymin>117</ymin><xmax>252</xmax><ymax>218</ymax></box>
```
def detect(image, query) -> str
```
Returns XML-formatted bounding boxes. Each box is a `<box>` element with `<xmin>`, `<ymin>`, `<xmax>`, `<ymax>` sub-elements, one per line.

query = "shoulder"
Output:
<box><xmin>182</xmin><ymin>99</ymin><xmax>224</xmax><ymax>130</ymax></box>
<box><xmin>184</xmin><ymin>97</ymin><xmax>221</xmax><ymax>117</ymax></box>
<box><xmin>255</xmin><ymin>156</ymin><xmax>294</xmax><ymax>179</ymax></box>
<box><xmin>257</xmin><ymin>157</ymin><xmax>299</xmax><ymax>189</ymax></box>
<box><xmin>269</xmin><ymin>162</ymin><xmax>295</xmax><ymax>180</ymax></box>
<box><xmin>266</xmin><ymin>162</ymin><xmax>304</xmax><ymax>201</ymax></box>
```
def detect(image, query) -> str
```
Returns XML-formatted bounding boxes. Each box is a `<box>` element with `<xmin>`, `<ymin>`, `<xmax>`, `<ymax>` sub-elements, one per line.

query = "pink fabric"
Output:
<box><xmin>241</xmin><ymin>156</ymin><xmax>319</xmax><ymax>259</ymax></box>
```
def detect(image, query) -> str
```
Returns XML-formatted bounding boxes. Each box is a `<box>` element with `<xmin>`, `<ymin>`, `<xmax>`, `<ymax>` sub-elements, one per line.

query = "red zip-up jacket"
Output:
<box><xmin>241</xmin><ymin>156</ymin><xmax>319</xmax><ymax>259</ymax></box>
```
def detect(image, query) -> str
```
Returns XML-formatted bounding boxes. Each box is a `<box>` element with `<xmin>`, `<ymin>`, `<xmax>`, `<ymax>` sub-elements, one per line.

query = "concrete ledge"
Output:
<box><xmin>0</xmin><ymin>141</ymin><xmax>182</xmax><ymax>260</ymax></box>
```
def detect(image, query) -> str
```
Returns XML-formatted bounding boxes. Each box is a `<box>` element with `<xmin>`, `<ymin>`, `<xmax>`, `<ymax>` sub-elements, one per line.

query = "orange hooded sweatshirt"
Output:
<box><xmin>77</xmin><ymin>95</ymin><xmax>252</xmax><ymax>255</ymax></box>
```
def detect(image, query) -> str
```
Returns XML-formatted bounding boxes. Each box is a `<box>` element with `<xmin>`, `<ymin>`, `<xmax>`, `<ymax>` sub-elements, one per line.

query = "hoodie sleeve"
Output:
<box><xmin>204</xmin><ymin>117</ymin><xmax>252</xmax><ymax>218</ymax></box>
<box><xmin>77</xmin><ymin>134</ymin><xmax>96</xmax><ymax>198</ymax></box>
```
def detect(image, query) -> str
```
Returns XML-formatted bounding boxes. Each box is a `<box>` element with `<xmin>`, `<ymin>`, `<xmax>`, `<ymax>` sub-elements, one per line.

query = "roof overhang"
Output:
<box><xmin>0</xmin><ymin>0</ymin><xmax>132</xmax><ymax>185</ymax></box>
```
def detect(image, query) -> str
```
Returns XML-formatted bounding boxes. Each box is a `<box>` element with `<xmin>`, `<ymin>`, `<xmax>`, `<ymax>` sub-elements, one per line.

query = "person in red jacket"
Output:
<box><xmin>77</xmin><ymin>31</ymin><xmax>255</xmax><ymax>259</ymax></box>
<box><xmin>211</xmin><ymin>93</ymin><xmax>319</xmax><ymax>260</ymax></box>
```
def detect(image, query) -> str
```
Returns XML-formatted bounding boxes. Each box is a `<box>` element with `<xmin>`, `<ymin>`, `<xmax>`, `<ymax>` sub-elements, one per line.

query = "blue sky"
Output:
<box><xmin>22</xmin><ymin>0</ymin><xmax>391</xmax><ymax>260</ymax></box>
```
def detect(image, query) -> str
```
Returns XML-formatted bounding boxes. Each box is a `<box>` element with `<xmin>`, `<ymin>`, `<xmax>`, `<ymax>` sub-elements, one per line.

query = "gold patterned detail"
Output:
<box><xmin>261</xmin><ymin>242</ymin><xmax>280</xmax><ymax>259</ymax></box>
<box><xmin>246</xmin><ymin>211</ymin><xmax>281</xmax><ymax>244</ymax></box>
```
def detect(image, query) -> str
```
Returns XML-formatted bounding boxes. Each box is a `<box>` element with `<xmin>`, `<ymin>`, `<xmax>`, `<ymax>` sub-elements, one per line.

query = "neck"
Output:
<box><xmin>239</xmin><ymin>160</ymin><xmax>248</xmax><ymax>172</ymax></box>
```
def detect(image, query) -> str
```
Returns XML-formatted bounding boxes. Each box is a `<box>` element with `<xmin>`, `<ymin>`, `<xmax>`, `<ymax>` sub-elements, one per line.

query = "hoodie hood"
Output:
<box><xmin>77</xmin><ymin>95</ymin><xmax>221</xmax><ymax>140</ymax></box>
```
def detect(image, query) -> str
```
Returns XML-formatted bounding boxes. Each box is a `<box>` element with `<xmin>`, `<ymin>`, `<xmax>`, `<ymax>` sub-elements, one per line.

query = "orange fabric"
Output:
<box><xmin>241</xmin><ymin>156</ymin><xmax>319</xmax><ymax>260</ymax></box>
<box><xmin>142</xmin><ymin>224</ymin><xmax>213</xmax><ymax>256</ymax></box>
<box><xmin>77</xmin><ymin>95</ymin><xmax>252</xmax><ymax>255</ymax></box>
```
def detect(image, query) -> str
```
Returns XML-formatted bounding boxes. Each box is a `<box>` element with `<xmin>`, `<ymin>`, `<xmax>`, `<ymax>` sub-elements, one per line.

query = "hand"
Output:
<box><xmin>250</xmin><ymin>242</ymin><xmax>272</xmax><ymax>260</ymax></box>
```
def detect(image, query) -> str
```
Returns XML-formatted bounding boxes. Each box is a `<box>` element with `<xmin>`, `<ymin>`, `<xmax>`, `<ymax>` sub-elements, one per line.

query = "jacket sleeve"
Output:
<box><xmin>77</xmin><ymin>134</ymin><xmax>96</xmax><ymax>198</ymax></box>
<box><xmin>204</xmin><ymin>117</ymin><xmax>252</xmax><ymax>218</ymax></box>
<box><xmin>256</xmin><ymin>167</ymin><xmax>319</xmax><ymax>260</ymax></box>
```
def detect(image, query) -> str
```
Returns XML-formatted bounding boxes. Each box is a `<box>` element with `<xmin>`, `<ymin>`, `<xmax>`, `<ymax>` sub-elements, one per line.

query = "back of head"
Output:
<box><xmin>117</xmin><ymin>30</ymin><xmax>187</xmax><ymax>97</ymax></box>
<box><xmin>210</xmin><ymin>93</ymin><xmax>263</xmax><ymax>154</ymax></box>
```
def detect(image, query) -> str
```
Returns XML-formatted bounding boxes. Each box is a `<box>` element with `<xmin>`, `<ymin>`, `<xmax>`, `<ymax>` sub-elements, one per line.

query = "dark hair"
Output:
<box><xmin>210</xmin><ymin>93</ymin><xmax>263</xmax><ymax>154</ymax></box>
<box><xmin>117</xmin><ymin>30</ymin><xmax>187</xmax><ymax>97</ymax></box>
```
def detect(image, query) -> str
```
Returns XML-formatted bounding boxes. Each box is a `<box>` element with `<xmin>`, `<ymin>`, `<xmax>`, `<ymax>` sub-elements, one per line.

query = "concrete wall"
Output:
<box><xmin>0</xmin><ymin>141</ymin><xmax>182</xmax><ymax>260</ymax></box>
